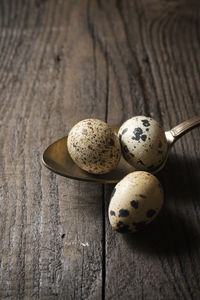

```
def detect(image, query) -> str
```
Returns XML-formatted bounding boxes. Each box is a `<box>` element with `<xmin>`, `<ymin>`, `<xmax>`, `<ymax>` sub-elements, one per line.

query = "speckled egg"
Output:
<box><xmin>67</xmin><ymin>119</ymin><xmax>121</xmax><ymax>174</ymax></box>
<box><xmin>108</xmin><ymin>171</ymin><xmax>164</xmax><ymax>233</ymax></box>
<box><xmin>118</xmin><ymin>116</ymin><xmax>168</xmax><ymax>172</ymax></box>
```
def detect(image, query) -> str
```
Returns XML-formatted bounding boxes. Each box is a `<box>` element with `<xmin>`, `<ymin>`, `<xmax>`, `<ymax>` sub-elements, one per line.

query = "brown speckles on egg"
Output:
<box><xmin>146</xmin><ymin>209</ymin><xmax>156</xmax><ymax>218</ymax></box>
<box><xmin>108</xmin><ymin>171</ymin><xmax>164</xmax><ymax>233</ymax></box>
<box><xmin>110</xmin><ymin>210</ymin><xmax>115</xmax><ymax>216</ymax></box>
<box><xmin>141</xmin><ymin>135</ymin><xmax>147</xmax><ymax>142</ymax></box>
<box><xmin>110</xmin><ymin>138</ymin><xmax>115</xmax><ymax>146</ymax></box>
<box><xmin>122</xmin><ymin>128</ymin><xmax>128</xmax><ymax>135</ymax></box>
<box><xmin>67</xmin><ymin>119</ymin><xmax>121</xmax><ymax>174</ymax></box>
<box><xmin>130</xmin><ymin>200</ymin><xmax>139</xmax><ymax>209</ymax></box>
<box><xmin>141</xmin><ymin>119</ymin><xmax>150</xmax><ymax>127</ymax></box>
<box><xmin>118</xmin><ymin>116</ymin><xmax>168</xmax><ymax>171</ymax></box>
<box><xmin>118</xmin><ymin>209</ymin><xmax>130</xmax><ymax>217</ymax></box>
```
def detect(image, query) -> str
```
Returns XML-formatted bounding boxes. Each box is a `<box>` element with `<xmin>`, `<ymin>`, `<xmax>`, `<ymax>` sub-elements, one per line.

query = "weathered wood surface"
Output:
<box><xmin>0</xmin><ymin>0</ymin><xmax>200</xmax><ymax>299</ymax></box>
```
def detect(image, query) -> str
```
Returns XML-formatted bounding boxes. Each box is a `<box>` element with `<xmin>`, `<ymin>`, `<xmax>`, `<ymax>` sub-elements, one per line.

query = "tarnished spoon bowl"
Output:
<box><xmin>42</xmin><ymin>117</ymin><xmax>200</xmax><ymax>184</ymax></box>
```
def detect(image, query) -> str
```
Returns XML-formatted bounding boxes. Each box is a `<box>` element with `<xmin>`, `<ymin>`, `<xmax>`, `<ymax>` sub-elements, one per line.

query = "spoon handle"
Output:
<box><xmin>169</xmin><ymin>116</ymin><xmax>200</xmax><ymax>144</ymax></box>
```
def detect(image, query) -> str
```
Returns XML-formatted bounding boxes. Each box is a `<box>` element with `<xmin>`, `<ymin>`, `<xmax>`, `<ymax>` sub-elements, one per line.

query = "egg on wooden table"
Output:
<box><xmin>108</xmin><ymin>171</ymin><xmax>164</xmax><ymax>233</ymax></box>
<box><xmin>67</xmin><ymin>119</ymin><xmax>121</xmax><ymax>174</ymax></box>
<box><xmin>118</xmin><ymin>116</ymin><xmax>168</xmax><ymax>172</ymax></box>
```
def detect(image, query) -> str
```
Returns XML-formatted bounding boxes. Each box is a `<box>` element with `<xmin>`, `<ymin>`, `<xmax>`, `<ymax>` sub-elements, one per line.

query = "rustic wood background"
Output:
<box><xmin>0</xmin><ymin>0</ymin><xmax>200</xmax><ymax>299</ymax></box>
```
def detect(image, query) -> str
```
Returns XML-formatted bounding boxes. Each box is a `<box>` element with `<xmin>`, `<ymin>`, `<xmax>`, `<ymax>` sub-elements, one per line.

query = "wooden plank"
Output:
<box><xmin>0</xmin><ymin>0</ymin><xmax>108</xmax><ymax>298</ymax></box>
<box><xmin>1</xmin><ymin>0</ymin><xmax>200</xmax><ymax>299</ymax></box>
<box><xmin>100</xmin><ymin>0</ymin><xmax>200</xmax><ymax>299</ymax></box>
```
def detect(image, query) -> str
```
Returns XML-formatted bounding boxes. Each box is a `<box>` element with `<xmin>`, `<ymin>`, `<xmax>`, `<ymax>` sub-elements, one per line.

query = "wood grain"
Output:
<box><xmin>0</xmin><ymin>0</ymin><xmax>200</xmax><ymax>299</ymax></box>
<box><xmin>101</xmin><ymin>1</ymin><xmax>200</xmax><ymax>299</ymax></box>
<box><xmin>0</xmin><ymin>1</ymin><xmax>105</xmax><ymax>299</ymax></box>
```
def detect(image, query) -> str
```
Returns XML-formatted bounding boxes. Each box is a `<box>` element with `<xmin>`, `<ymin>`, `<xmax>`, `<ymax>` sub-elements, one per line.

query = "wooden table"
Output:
<box><xmin>1</xmin><ymin>0</ymin><xmax>200</xmax><ymax>299</ymax></box>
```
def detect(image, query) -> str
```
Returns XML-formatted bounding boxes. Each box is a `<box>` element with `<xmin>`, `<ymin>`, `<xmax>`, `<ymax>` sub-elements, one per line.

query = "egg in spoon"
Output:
<box><xmin>118</xmin><ymin>116</ymin><xmax>168</xmax><ymax>172</ymax></box>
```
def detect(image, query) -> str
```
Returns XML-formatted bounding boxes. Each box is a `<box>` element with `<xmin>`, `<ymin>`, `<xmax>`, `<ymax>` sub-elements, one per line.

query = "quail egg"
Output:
<box><xmin>67</xmin><ymin>119</ymin><xmax>121</xmax><ymax>174</ymax></box>
<box><xmin>118</xmin><ymin>116</ymin><xmax>168</xmax><ymax>171</ymax></box>
<box><xmin>108</xmin><ymin>171</ymin><xmax>164</xmax><ymax>233</ymax></box>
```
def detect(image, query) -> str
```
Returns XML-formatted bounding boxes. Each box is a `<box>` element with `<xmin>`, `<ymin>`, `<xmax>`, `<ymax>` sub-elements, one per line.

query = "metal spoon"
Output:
<box><xmin>42</xmin><ymin>116</ymin><xmax>200</xmax><ymax>184</ymax></box>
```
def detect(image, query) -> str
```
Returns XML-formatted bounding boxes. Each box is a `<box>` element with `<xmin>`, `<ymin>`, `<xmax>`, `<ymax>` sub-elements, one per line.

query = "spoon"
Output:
<box><xmin>42</xmin><ymin>116</ymin><xmax>200</xmax><ymax>184</ymax></box>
